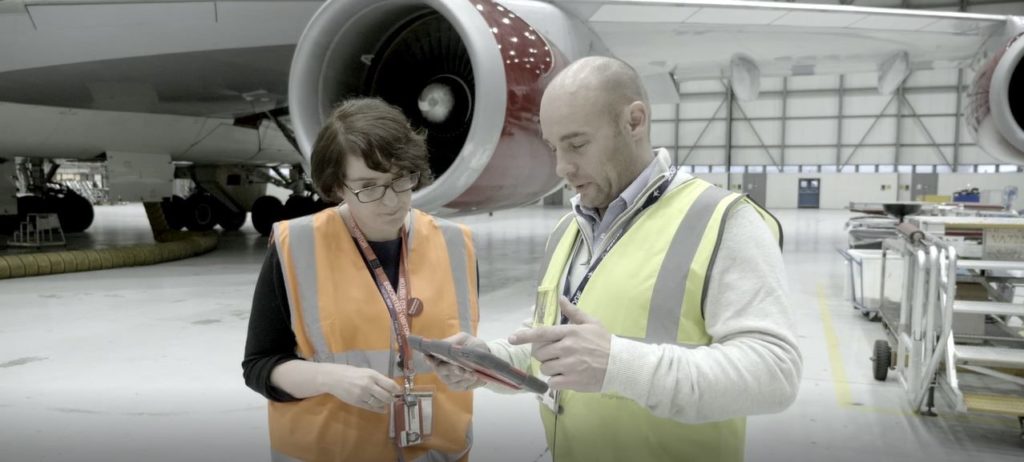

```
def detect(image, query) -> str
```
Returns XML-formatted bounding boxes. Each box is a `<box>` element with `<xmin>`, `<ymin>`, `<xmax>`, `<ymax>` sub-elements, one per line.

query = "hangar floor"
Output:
<box><xmin>0</xmin><ymin>204</ymin><xmax>1021</xmax><ymax>461</ymax></box>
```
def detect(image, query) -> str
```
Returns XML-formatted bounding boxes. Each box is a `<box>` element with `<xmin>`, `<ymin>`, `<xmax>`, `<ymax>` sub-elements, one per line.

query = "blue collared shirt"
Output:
<box><xmin>571</xmin><ymin>153</ymin><xmax>660</xmax><ymax>253</ymax></box>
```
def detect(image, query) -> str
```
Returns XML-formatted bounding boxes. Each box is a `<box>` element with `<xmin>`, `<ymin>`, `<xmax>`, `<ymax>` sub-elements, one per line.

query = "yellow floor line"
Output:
<box><xmin>816</xmin><ymin>283</ymin><xmax>854</xmax><ymax>408</ymax></box>
<box><xmin>817</xmin><ymin>283</ymin><xmax>913</xmax><ymax>416</ymax></box>
<box><xmin>815</xmin><ymin>282</ymin><xmax>1018</xmax><ymax>428</ymax></box>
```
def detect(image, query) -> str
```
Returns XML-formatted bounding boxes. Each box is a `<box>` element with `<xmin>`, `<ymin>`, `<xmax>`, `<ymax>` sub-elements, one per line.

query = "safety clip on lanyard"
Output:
<box><xmin>564</xmin><ymin>169</ymin><xmax>678</xmax><ymax>313</ymax></box>
<box><xmin>345</xmin><ymin>216</ymin><xmax>417</xmax><ymax>390</ymax></box>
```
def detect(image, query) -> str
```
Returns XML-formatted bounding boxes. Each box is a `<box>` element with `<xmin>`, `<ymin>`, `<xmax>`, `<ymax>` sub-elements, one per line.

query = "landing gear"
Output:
<box><xmin>0</xmin><ymin>214</ymin><xmax>16</xmax><ymax>235</ymax></box>
<box><xmin>284</xmin><ymin>195</ymin><xmax>316</xmax><ymax>219</ymax></box>
<box><xmin>251</xmin><ymin>196</ymin><xmax>284</xmax><ymax>236</ymax></box>
<box><xmin>56</xmin><ymin>191</ymin><xmax>94</xmax><ymax>233</ymax></box>
<box><xmin>161</xmin><ymin>196</ymin><xmax>187</xmax><ymax>231</ymax></box>
<box><xmin>161</xmin><ymin>192</ymin><xmax>248</xmax><ymax>232</ymax></box>
<box><xmin>248</xmin><ymin>195</ymin><xmax>332</xmax><ymax>237</ymax></box>
<box><xmin>184</xmin><ymin>193</ymin><xmax>218</xmax><ymax>232</ymax></box>
<box><xmin>13</xmin><ymin>190</ymin><xmax>94</xmax><ymax>234</ymax></box>
<box><xmin>9</xmin><ymin>159</ymin><xmax>96</xmax><ymax>234</ymax></box>
<box><xmin>217</xmin><ymin>204</ymin><xmax>247</xmax><ymax>232</ymax></box>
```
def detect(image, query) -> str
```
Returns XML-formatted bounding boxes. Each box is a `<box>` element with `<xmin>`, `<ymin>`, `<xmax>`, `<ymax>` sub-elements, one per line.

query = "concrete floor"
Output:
<box><xmin>0</xmin><ymin>204</ymin><xmax>1022</xmax><ymax>461</ymax></box>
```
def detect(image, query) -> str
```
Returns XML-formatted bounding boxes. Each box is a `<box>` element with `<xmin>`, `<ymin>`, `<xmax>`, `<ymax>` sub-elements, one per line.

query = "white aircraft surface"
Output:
<box><xmin>1</xmin><ymin>0</ymin><xmax>1022</xmax><ymax>235</ymax></box>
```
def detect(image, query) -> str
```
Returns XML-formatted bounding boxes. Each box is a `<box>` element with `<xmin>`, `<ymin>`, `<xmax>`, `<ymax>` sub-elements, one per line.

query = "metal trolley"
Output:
<box><xmin>871</xmin><ymin>223</ymin><xmax>1024</xmax><ymax>437</ymax></box>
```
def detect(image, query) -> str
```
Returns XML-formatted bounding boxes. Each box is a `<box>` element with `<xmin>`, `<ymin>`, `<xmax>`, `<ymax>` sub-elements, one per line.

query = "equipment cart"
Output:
<box><xmin>871</xmin><ymin>217</ymin><xmax>1024</xmax><ymax>439</ymax></box>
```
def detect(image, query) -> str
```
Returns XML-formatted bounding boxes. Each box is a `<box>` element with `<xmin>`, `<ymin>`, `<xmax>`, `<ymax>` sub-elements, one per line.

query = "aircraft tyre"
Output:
<box><xmin>251</xmin><ymin>196</ymin><xmax>284</xmax><ymax>237</ymax></box>
<box><xmin>161</xmin><ymin>195</ymin><xmax>187</xmax><ymax>231</ymax></box>
<box><xmin>284</xmin><ymin>195</ymin><xmax>316</xmax><ymax>219</ymax></box>
<box><xmin>184</xmin><ymin>193</ymin><xmax>218</xmax><ymax>232</ymax></box>
<box><xmin>217</xmin><ymin>205</ymin><xmax>247</xmax><ymax>232</ymax></box>
<box><xmin>57</xmin><ymin>191</ymin><xmax>95</xmax><ymax>233</ymax></box>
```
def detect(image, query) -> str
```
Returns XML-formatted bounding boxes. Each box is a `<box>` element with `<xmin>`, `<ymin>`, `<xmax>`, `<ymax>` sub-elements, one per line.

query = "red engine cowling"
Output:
<box><xmin>966</xmin><ymin>19</ymin><xmax>1024</xmax><ymax>164</ymax></box>
<box><xmin>289</xmin><ymin>0</ymin><xmax>595</xmax><ymax>213</ymax></box>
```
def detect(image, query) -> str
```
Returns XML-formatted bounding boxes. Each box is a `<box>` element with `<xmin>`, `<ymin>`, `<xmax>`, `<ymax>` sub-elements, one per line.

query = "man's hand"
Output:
<box><xmin>508</xmin><ymin>296</ymin><xmax>611</xmax><ymax>392</ymax></box>
<box><xmin>424</xmin><ymin>332</ymin><xmax>489</xmax><ymax>391</ymax></box>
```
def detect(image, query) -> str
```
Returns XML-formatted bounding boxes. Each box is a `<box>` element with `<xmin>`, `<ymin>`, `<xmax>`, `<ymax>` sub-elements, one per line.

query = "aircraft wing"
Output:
<box><xmin>553</xmin><ymin>0</ymin><xmax>1013</xmax><ymax>92</ymax></box>
<box><xmin>0</xmin><ymin>0</ymin><xmax>323</xmax><ymax>118</ymax></box>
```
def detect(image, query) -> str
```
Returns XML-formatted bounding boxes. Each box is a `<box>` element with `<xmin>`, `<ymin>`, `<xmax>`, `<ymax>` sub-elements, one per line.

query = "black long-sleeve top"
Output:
<box><xmin>241</xmin><ymin>239</ymin><xmax>403</xmax><ymax>402</ymax></box>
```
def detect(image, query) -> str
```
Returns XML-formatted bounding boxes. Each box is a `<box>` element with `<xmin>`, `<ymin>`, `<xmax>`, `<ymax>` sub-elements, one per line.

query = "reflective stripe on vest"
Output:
<box><xmin>646</xmin><ymin>184</ymin><xmax>733</xmax><ymax>343</ymax></box>
<box><xmin>438</xmin><ymin>221</ymin><xmax>473</xmax><ymax>334</ymax></box>
<box><xmin>537</xmin><ymin>213</ymin><xmax>574</xmax><ymax>285</ymax></box>
<box><xmin>270</xmin><ymin>208</ymin><xmax>477</xmax><ymax>462</ymax></box>
<box><xmin>274</xmin><ymin>214</ymin><xmax>329</xmax><ymax>362</ymax></box>
<box><xmin>275</xmin><ymin>212</ymin><xmax>476</xmax><ymax>363</ymax></box>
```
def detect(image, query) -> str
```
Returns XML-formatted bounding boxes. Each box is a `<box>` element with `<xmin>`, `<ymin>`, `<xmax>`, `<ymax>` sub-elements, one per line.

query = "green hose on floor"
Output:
<box><xmin>0</xmin><ymin>202</ymin><xmax>219</xmax><ymax>280</ymax></box>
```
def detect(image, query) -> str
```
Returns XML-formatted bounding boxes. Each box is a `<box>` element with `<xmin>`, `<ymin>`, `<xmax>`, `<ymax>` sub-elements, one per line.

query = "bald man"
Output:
<box><xmin>432</xmin><ymin>57</ymin><xmax>801</xmax><ymax>462</ymax></box>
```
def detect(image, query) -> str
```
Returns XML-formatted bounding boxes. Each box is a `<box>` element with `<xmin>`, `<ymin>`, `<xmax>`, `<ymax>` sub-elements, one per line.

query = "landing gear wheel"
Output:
<box><xmin>16</xmin><ymin>195</ymin><xmax>46</xmax><ymax>221</ymax></box>
<box><xmin>0</xmin><ymin>214</ymin><xmax>17</xmax><ymax>235</ymax></box>
<box><xmin>860</xmin><ymin>310</ymin><xmax>881</xmax><ymax>322</ymax></box>
<box><xmin>251</xmin><ymin>196</ymin><xmax>284</xmax><ymax>237</ymax></box>
<box><xmin>313</xmin><ymin>197</ymin><xmax>336</xmax><ymax>214</ymax></box>
<box><xmin>872</xmin><ymin>339</ymin><xmax>892</xmax><ymax>381</ymax></box>
<box><xmin>57</xmin><ymin>191</ymin><xmax>94</xmax><ymax>233</ymax></box>
<box><xmin>217</xmin><ymin>206</ymin><xmax>247</xmax><ymax>232</ymax></box>
<box><xmin>162</xmin><ymin>195</ymin><xmax>187</xmax><ymax>231</ymax></box>
<box><xmin>185</xmin><ymin>193</ymin><xmax>218</xmax><ymax>232</ymax></box>
<box><xmin>285</xmin><ymin>195</ymin><xmax>316</xmax><ymax>219</ymax></box>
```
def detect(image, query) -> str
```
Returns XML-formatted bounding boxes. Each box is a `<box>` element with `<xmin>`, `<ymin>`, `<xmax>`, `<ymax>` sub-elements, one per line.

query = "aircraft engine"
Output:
<box><xmin>966</xmin><ymin>21</ymin><xmax>1024</xmax><ymax>165</ymax></box>
<box><xmin>289</xmin><ymin>0</ymin><xmax>600</xmax><ymax>213</ymax></box>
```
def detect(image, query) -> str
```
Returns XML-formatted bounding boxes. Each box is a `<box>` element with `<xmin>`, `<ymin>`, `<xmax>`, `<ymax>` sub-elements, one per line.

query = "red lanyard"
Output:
<box><xmin>344</xmin><ymin>214</ymin><xmax>415</xmax><ymax>387</ymax></box>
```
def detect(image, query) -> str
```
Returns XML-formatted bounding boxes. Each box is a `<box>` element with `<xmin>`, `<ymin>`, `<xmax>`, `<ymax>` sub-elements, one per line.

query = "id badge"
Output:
<box><xmin>533</xmin><ymin>286</ymin><xmax>560</xmax><ymax>413</ymax></box>
<box><xmin>533</xmin><ymin>285</ymin><xmax>559</xmax><ymax>328</ymax></box>
<box><xmin>538</xmin><ymin>386</ymin><xmax>559</xmax><ymax>414</ymax></box>
<box><xmin>388</xmin><ymin>388</ymin><xmax>434</xmax><ymax>447</ymax></box>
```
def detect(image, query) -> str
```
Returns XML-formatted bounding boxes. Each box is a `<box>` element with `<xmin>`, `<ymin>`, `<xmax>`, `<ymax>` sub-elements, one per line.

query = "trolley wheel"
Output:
<box><xmin>859</xmin><ymin>309</ymin><xmax>881</xmax><ymax>322</ymax></box>
<box><xmin>872</xmin><ymin>339</ymin><xmax>892</xmax><ymax>381</ymax></box>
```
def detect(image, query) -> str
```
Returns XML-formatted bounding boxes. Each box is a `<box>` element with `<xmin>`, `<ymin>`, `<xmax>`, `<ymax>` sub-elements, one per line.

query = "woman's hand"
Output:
<box><xmin>319</xmin><ymin>364</ymin><xmax>404</xmax><ymax>413</ymax></box>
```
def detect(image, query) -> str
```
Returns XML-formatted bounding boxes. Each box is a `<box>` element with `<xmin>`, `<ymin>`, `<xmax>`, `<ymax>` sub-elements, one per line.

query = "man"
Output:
<box><xmin>433</xmin><ymin>56</ymin><xmax>801</xmax><ymax>461</ymax></box>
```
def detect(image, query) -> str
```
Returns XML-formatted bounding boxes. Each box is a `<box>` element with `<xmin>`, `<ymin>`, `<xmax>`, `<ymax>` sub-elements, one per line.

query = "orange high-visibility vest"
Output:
<box><xmin>270</xmin><ymin>208</ymin><xmax>478</xmax><ymax>462</ymax></box>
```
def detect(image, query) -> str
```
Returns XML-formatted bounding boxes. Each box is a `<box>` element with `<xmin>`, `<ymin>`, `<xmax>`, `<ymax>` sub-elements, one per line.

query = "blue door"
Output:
<box><xmin>798</xmin><ymin>178</ymin><xmax>820</xmax><ymax>209</ymax></box>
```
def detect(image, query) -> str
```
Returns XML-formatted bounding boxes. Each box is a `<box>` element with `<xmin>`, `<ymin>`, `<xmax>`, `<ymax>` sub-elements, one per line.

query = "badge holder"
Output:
<box><xmin>389</xmin><ymin>385</ymin><xmax>435</xmax><ymax>448</ymax></box>
<box><xmin>533</xmin><ymin>286</ymin><xmax>561</xmax><ymax>413</ymax></box>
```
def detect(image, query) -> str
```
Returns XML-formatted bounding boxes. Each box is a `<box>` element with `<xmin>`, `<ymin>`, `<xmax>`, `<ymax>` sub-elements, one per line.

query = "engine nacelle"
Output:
<box><xmin>966</xmin><ymin>18</ymin><xmax>1024</xmax><ymax>164</ymax></box>
<box><xmin>289</xmin><ymin>0</ymin><xmax>597</xmax><ymax>213</ymax></box>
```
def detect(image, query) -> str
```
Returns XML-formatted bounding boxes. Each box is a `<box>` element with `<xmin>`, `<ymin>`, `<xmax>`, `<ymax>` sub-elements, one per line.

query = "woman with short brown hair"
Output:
<box><xmin>243</xmin><ymin>97</ymin><xmax>478</xmax><ymax>461</ymax></box>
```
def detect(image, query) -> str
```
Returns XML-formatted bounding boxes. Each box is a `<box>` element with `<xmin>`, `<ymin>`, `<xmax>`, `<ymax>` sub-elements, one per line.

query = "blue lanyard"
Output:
<box><xmin>562</xmin><ymin>170</ymin><xmax>678</xmax><ymax>318</ymax></box>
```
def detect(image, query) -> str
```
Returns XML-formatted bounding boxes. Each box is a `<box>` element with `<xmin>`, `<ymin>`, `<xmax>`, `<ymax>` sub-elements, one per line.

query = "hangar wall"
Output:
<box><xmin>653</xmin><ymin>0</ymin><xmax>1024</xmax><ymax>209</ymax></box>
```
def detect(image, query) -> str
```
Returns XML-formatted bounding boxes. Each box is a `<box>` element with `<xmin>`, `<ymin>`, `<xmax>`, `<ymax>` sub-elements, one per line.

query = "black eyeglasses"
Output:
<box><xmin>343</xmin><ymin>172</ymin><xmax>420</xmax><ymax>203</ymax></box>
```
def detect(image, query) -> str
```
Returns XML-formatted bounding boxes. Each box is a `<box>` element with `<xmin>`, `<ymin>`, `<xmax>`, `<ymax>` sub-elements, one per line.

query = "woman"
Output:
<box><xmin>242</xmin><ymin>97</ymin><xmax>478</xmax><ymax>461</ymax></box>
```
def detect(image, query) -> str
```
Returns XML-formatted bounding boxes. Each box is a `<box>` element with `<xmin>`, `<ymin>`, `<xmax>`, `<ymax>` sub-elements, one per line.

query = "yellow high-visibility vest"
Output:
<box><xmin>533</xmin><ymin>178</ymin><xmax>782</xmax><ymax>462</ymax></box>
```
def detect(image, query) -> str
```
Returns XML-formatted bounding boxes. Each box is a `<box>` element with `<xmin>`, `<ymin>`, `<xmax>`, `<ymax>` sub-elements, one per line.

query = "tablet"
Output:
<box><xmin>408</xmin><ymin>335</ymin><xmax>549</xmax><ymax>394</ymax></box>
